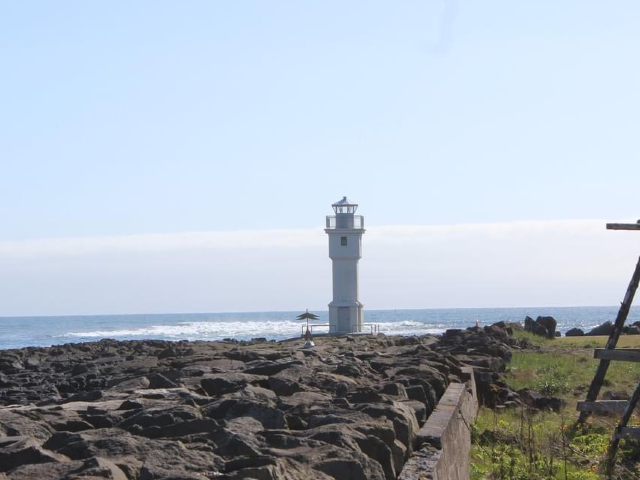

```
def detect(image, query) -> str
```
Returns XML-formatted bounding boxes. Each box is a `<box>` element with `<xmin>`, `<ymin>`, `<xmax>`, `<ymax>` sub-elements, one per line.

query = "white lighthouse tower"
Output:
<box><xmin>325</xmin><ymin>197</ymin><xmax>365</xmax><ymax>333</ymax></box>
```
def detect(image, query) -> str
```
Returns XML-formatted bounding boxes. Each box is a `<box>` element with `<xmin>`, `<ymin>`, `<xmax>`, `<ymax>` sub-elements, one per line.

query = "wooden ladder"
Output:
<box><xmin>576</xmin><ymin>221</ymin><xmax>640</xmax><ymax>474</ymax></box>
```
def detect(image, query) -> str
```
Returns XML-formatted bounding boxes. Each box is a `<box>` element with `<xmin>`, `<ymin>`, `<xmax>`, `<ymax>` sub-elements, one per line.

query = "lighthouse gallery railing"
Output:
<box><xmin>301</xmin><ymin>323</ymin><xmax>379</xmax><ymax>335</ymax></box>
<box><xmin>325</xmin><ymin>215</ymin><xmax>364</xmax><ymax>230</ymax></box>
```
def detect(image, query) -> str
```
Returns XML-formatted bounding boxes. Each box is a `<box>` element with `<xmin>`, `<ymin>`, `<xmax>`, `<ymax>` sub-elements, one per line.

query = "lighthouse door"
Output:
<box><xmin>338</xmin><ymin>307</ymin><xmax>350</xmax><ymax>333</ymax></box>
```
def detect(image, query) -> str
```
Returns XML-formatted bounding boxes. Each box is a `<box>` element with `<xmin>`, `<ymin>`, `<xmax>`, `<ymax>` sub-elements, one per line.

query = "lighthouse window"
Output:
<box><xmin>341</xmin><ymin>236</ymin><xmax>347</xmax><ymax>246</ymax></box>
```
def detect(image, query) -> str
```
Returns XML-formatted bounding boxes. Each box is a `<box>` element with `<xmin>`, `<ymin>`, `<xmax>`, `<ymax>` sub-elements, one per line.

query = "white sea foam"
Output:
<box><xmin>61</xmin><ymin>320</ymin><xmax>304</xmax><ymax>340</ymax></box>
<box><xmin>377</xmin><ymin>320</ymin><xmax>446</xmax><ymax>336</ymax></box>
<box><xmin>59</xmin><ymin>319</ymin><xmax>446</xmax><ymax>340</ymax></box>
<box><xmin>5</xmin><ymin>307</ymin><xmax>633</xmax><ymax>350</ymax></box>
<box><xmin>388</xmin><ymin>320</ymin><xmax>431</xmax><ymax>327</ymax></box>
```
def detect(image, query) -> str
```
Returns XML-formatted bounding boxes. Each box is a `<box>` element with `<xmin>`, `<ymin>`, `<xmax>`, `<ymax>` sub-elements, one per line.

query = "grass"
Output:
<box><xmin>512</xmin><ymin>330</ymin><xmax>640</xmax><ymax>350</ymax></box>
<box><xmin>471</xmin><ymin>330</ymin><xmax>640</xmax><ymax>479</ymax></box>
<box><xmin>513</xmin><ymin>331</ymin><xmax>640</xmax><ymax>350</ymax></box>
<box><xmin>472</xmin><ymin>408</ymin><xmax>606</xmax><ymax>480</ymax></box>
<box><xmin>556</xmin><ymin>336</ymin><xmax>640</xmax><ymax>349</ymax></box>
<box><xmin>506</xmin><ymin>351</ymin><xmax>640</xmax><ymax>400</ymax></box>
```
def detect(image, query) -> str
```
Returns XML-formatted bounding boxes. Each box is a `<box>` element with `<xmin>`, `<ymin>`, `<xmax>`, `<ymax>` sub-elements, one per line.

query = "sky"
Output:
<box><xmin>1</xmin><ymin>1</ymin><xmax>639</xmax><ymax>315</ymax></box>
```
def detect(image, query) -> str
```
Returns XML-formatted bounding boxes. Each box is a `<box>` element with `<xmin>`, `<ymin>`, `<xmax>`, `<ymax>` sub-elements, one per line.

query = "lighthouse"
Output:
<box><xmin>325</xmin><ymin>197</ymin><xmax>365</xmax><ymax>333</ymax></box>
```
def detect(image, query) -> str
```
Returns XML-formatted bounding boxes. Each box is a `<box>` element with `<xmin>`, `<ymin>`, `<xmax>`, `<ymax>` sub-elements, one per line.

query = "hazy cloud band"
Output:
<box><xmin>0</xmin><ymin>219</ymin><xmax>638</xmax><ymax>316</ymax></box>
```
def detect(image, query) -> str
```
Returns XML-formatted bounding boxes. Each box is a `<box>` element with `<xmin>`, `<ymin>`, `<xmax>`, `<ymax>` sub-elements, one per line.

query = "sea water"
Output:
<box><xmin>1</xmin><ymin>306</ymin><xmax>639</xmax><ymax>350</ymax></box>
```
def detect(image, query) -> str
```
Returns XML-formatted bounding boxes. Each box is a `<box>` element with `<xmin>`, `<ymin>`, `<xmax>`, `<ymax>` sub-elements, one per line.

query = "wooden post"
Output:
<box><xmin>578</xmin><ymin>255</ymin><xmax>640</xmax><ymax>423</ymax></box>
<box><xmin>607</xmin><ymin>380</ymin><xmax>640</xmax><ymax>475</ymax></box>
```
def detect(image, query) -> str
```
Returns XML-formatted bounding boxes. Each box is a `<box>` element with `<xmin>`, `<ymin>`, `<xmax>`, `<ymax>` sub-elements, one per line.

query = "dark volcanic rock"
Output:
<box><xmin>0</xmin><ymin>437</ymin><xmax>68</xmax><ymax>472</ymax></box>
<box><xmin>518</xmin><ymin>388</ymin><xmax>566</xmax><ymax>412</ymax></box>
<box><xmin>244</xmin><ymin>360</ymin><xmax>304</xmax><ymax>376</ymax></box>
<box><xmin>524</xmin><ymin>316</ymin><xmax>557</xmax><ymax>338</ymax></box>
<box><xmin>64</xmin><ymin>390</ymin><xmax>103</xmax><ymax>403</ymax></box>
<box><xmin>146</xmin><ymin>373</ymin><xmax>179</xmax><ymax>389</ymax></box>
<box><xmin>0</xmin><ymin>325</ymin><xmax>517</xmax><ymax>480</ymax></box>
<box><xmin>204</xmin><ymin>398</ymin><xmax>287</xmax><ymax>429</ymax></box>
<box><xmin>268</xmin><ymin>366</ymin><xmax>311</xmax><ymax>396</ymax></box>
<box><xmin>7</xmin><ymin>457</ymin><xmax>129</xmax><ymax>480</ymax></box>
<box><xmin>587</xmin><ymin>321</ymin><xmax>614</xmax><ymax>336</ymax></box>
<box><xmin>200</xmin><ymin>373</ymin><xmax>266</xmax><ymax>396</ymax></box>
<box><xmin>536</xmin><ymin>316</ymin><xmax>557</xmax><ymax>339</ymax></box>
<box><xmin>565</xmin><ymin>328</ymin><xmax>584</xmax><ymax>337</ymax></box>
<box><xmin>628</xmin><ymin>326</ymin><xmax>640</xmax><ymax>335</ymax></box>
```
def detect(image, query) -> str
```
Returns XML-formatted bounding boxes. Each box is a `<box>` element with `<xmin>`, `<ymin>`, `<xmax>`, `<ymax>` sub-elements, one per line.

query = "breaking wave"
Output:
<box><xmin>3</xmin><ymin>306</ymin><xmax>635</xmax><ymax>350</ymax></box>
<box><xmin>61</xmin><ymin>320</ymin><xmax>304</xmax><ymax>340</ymax></box>
<box><xmin>58</xmin><ymin>319</ymin><xmax>446</xmax><ymax>342</ymax></box>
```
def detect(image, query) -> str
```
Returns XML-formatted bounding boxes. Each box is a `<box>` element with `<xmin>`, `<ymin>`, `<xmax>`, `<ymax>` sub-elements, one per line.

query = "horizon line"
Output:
<box><xmin>0</xmin><ymin>304</ymin><xmax>630</xmax><ymax>320</ymax></box>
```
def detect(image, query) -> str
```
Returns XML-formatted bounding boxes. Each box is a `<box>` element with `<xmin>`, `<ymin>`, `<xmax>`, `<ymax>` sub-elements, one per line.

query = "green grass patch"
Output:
<box><xmin>472</xmin><ymin>330</ymin><xmax>640</xmax><ymax>479</ymax></box>
<box><xmin>506</xmin><ymin>351</ymin><xmax>589</xmax><ymax>395</ymax></box>
<box><xmin>557</xmin><ymin>336</ymin><xmax>640</xmax><ymax>349</ymax></box>
<box><xmin>511</xmin><ymin>330</ymin><xmax>640</xmax><ymax>350</ymax></box>
<box><xmin>472</xmin><ymin>405</ymin><xmax>640</xmax><ymax>479</ymax></box>
<box><xmin>471</xmin><ymin>408</ymin><xmax>605</xmax><ymax>480</ymax></box>
<box><xmin>512</xmin><ymin>329</ymin><xmax>551</xmax><ymax>347</ymax></box>
<box><xmin>506</xmin><ymin>350</ymin><xmax>640</xmax><ymax>399</ymax></box>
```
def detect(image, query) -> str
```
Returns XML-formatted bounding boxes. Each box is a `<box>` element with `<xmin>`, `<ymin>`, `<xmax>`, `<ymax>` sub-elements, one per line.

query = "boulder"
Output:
<box><xmin>6</xmin><ymin>457</ymin><xmax>128</xmax><ymax>480</ymax></box>
<box><xmin>141</xmin><ymin>418</ymin><xmax>220</xmax><ymax>439</ymax></box>
<box><xmin>474</xmin><ymin>371</ymin><xmax>508</xmax><ymax>407</ymax></box>
<box><xmin>393</xmin><ymin>365</ymin><xmax>448</xmax><ymax>398</ymax></box>
<box><xmin>41</xmin><ymin>429</ymin><xmax>225</xmax><ymax>478</ymax></box>
<box><xmin>110</xmin><ymin>376</ymin><xmax>150</xmax><ymax>392</ymax></box>
<box><xmin>225</xmin><ymin>456</ymin><xmax>334</xmax><ymax>480</ymax></box>
<box><xmin>348</xmin><ymin>387</ymin><xmax>387</xmax><ymax>404</ymax></box>
<box><xmin>483</xmin><ymin>325</ymin><xmax>508</xmax><ymax>341</ymax></box>
<box><xmin>244</xmin><ymin>360</ymin><xmax>304</xmax><ymax>376</ymax></box>
<box><xmin>268</xmin><ymin>366</ymin><xmax>311</xmax><ymax>396</ymax></box>
<box><xmin>456</xmin><ymin>354</ymin><xmax>506</xmax><ymax>374</ymax></box>
<box><xmin>587</xmin><ymin>321</ymin><xmax>614</xmax><ymax>336</ymax></box>
<box><xmin>0</xmin><ymin>437</ymin><xmax>68</xmax><ymax>472</ymax></box>
<box><xmin>602</xmin><ymin>390</ymin><xmax>628</xmax><ymax>400</ymax></box>
<box><xmin>300</xmin><ymin>423</ymin><xmax>395</xmax><ymax>480</ymax></box>
<box><xmin>64</xmin><ymin>390</ymin><xmax>103</xmax><ymax>403</ymax></box>
<box><xmin>524</xmin><ymin>316</ymin><xmax>548</xmax><ymax>338</ymax></box>
<box><xmin>146</xmin><ymin>373</ymin><xmax>179</xmax><ymax>389</ymax></box>
<box><xmin>117</xmin><ymin>400</ymin><xmax>143</xmax><ymax>410</ymax></box>
<box><xmin>315</xmin><ymin>454</ymin><xmax>386</xmax><ymax>480</ymax></box>
<box><xmin>204</xmin><ymin>398</ymin><xmax>287</xmax><ymax>429</ymax></box>
<box><xmin>404</xmin><ymin>385</ymin><xmax>427</xmax><ymax>405</ymax></box>
<box><xmin>518</xmin><ymin>388</ymin><xmax>566</xmax><ymax>412</ymax></box>
<box><xmin>565</xmin><ymin>328</ymin><xmax>584</xmax><ymax>337</ymax></box>
<box><xmin>535</xmin><ymin>316</ymin><xmax>557</xmax><ymax>339</ymax></box>
<box><xmin>200</xmin><ymin>373</ymin><xmax>266</xmax><ymax>396</ymax></box>
<box><xmin>380</xmin><ymin>383</ymin><xmax>407</xmax><ymax>398</ymax></box>
<box><xmin>0</xmin><ymin>411</ymin><xmax>52</xmax><ymax>440</ymax></box>
<box><xmin>358</xmin><ymin>402</ymin><xmax>419</xmax><ymax>450</ymax></box>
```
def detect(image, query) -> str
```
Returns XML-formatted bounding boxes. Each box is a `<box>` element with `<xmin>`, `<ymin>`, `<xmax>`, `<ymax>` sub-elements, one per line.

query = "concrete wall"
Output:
<box><xmin>399</xmin><ymin>366</ymin><xmax>478</xmax><ymax>480</ymax></box>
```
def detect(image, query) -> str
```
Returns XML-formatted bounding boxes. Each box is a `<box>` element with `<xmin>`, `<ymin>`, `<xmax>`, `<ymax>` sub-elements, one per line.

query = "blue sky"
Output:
<box><xmin>2</xmin><ymin>1</ymin><xmax>639</xmax><ymax>239</ymax></box>
<box><xmin>1</xmin><ymin>2</ymin><xmax>639</xmax><ymax>314</ymax></box>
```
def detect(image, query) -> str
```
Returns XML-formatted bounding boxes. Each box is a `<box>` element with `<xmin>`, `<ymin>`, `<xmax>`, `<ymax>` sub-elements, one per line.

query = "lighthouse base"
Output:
<box><xmin>328</xmin><ymin>302</ymin><xmax>363</xmax><ymax>334</ymax></box>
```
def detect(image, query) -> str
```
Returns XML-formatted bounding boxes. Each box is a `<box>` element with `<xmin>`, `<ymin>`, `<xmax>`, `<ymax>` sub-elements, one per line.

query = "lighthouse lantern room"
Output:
<box><xmin>325</xmin><ymin>197</ymin><xmax>365</xmax><ymax>333</ymax></box>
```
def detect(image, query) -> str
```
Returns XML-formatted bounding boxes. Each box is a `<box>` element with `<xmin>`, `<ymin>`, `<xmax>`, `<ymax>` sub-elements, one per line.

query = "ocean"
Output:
<box><xmin>1</xmin><ymin>306</ymin><xmax>639</xmax><ymax>351</ymax></box>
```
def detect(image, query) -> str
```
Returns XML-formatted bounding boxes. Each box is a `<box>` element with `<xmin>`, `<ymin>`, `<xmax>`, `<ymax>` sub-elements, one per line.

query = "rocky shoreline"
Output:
<box><xmin>0</xmin><ymin>326</ymin><xmax>517</xmax><ymax>479</ymax></box>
